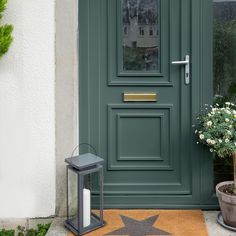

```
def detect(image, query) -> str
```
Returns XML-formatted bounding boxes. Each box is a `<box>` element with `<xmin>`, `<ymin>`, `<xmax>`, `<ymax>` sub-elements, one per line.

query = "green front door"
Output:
<box><xmin>79</xmin><ymin>0</ymin><xmax>217</xmax><ymax>208</ymax></box>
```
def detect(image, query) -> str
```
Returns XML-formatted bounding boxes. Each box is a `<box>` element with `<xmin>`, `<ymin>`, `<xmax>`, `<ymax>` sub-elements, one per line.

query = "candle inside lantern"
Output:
<box><xmin>83</xmin><ymin>188</ymin><xmax>91</xmax><ymax>227</ymax></box>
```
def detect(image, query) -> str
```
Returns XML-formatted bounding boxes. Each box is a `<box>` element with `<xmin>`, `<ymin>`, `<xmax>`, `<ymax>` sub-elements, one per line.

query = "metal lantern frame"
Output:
<box><xmin>64</xmin><ymin>144</ymin><xmax>105</xmax><ymax>236</ymax></box>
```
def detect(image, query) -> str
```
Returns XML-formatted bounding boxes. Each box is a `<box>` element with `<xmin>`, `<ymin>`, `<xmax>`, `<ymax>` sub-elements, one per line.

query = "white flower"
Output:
<box><xmin>225</xmin><ymin>118</ymin><xmax>230</xmax><ymax>122</ymax></box>
<box><xmin>206</xmin><ymin>121</ymin><xmax>212</xmax><ymax>126</ymax></box>
<box><xmin>229</xmin><ymin>125</ymin><xmax>232</xmax><ymax>128</ymax></box>
<box><xmin>199</xmin><ymin>134</ymin><xmax>204</xmax><ymax>140</ymax></box>
<box><xmin>219</xmin><ymin>139</ymin><xmax>222</xmax><ymax>143</ymax></box>
<box><xmin>208</xmin><ymin>113</ymin><xmax>212</xmax><ymax>117</ymax></box>
<box><xmin>225</xmin><ymin>138</ymin><xmax>229</xmax><ymax>143</ymax></box>
<box><xmin>206</xmin><ymin>139</ymin><xmax>211</xmax><ymax>144</ymax></box>
<box><xmin>212</xmin><ymin>108</ymin><xmax>217</xmax><ymax>112</ymax></box>
<box><xmin>207</xmin><ymin>139</ymin><xmax>216</xmax><ymax>145</ymax></box>
<box><xmin>234</xmin><ymin>143</ymin><xmax>236</xmax><ymax>146</ymax></box>
<box><xmin>210</xmin><ymin>148</ymin><xmax>214</xmax><ymax>152</ymax></box>
<box><xmin>233</xmin><ymin>110</ymin><xmax>236</xmax><ymax>115</ymax></box>
<box><xmin>195</xmin><ymin>129</ymin><xmax>198</xmax><ymax>134</ymax></box>
<box><xmin>227</xmin><ymin>130</ymin><xmax>231</xmax><ymax>135</ymax></box>
<box><xmin>225</xmin><ymin>102</ymin><xmax>230</xmax><ymax>106</ymax></box>
<box><xmin>225</xmin><ymin>110</ymin><xmax>231</xmax><ymax>114</ymax></box>
<box><xmin>216</xmin><ymin>103</ymin><xmax>219</xmax><ymax>106</ymax></box>
<box><xmin>196</xmin><ymin>142</ymin><xmax>199</xmax><ymax>144</ymax></box>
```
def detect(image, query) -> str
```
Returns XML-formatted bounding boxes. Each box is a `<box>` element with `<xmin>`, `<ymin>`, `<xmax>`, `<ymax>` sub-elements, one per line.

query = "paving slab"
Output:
<box><xmin>204</xmin><ymin>211</ymin><xmax>236</xmax><ymax>236</ymax></box>
<box><xmin>46</xmin><ymin>217</ymin><xmax>68</xmax><ymax>236</ymax></box>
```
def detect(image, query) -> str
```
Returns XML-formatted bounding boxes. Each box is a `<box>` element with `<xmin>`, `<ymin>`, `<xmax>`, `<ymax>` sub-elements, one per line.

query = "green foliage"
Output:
<box><xmin>123</xmin><ymin>47</ymin><xmax>146</xmax><ymax>70</ymax></box>
<box><xmin>0</xmin><ymin>24</ymin><xmax>13</xmax><ymax>57</ymax></box>
<box><xmin>0</xmin><ymin>0</ymin><xmax>13</xmax><ymax>58</ymax></box>
<box><xmin>123</xmin><ymin>46</ymin><xmax>158</xmax><ymax>71</ymax></box>
<box><xmin>195</xmin><ymin>102</ymin><xmax>236</xmax><ymax>158</ymax></box>
<box><xmin>213</xmin><ymin>20</ymin><xmax>236</xmax><ymax>104</ymax></box>
<box><xmin>0</xmin><ymin>0</ymin><xmax>7</xmax><ymax>19</ymax></box>
<box><xmin>17</xmin><ymin>223</ymin><xmax>51</xmax><ymax>236</ymax></box>
<box><xmin>0</xmin><ymin>229</ymin><xmax>15</xmax><ymax>236</ymax></box>
<box><xmin>226</xmin><ymin>183</ymin><xmax>235</xmax><ymax>194</ymax></box>
<box><xmin>0</xmin><ymin>223</ymin><xmax>51</xmax><ymax>236</ymax></box>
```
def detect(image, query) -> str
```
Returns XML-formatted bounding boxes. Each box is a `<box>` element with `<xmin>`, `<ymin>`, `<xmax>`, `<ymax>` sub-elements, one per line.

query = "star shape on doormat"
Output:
<box><xmin>105</xmin><ymin>214</ymin><xmax>171</xmax><ymax>236</ymax></box>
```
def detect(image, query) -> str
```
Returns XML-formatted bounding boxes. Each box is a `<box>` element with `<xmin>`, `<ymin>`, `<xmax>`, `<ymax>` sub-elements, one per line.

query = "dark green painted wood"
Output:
<box><xmin>191</xmin><ymin>0</ymin><xmax>218</xmax><ymax>207</ymax></box>
<box><xmin>79</xmin><ymin>0</ymin><xmax>217</xmax><ymax>208</ymax></box>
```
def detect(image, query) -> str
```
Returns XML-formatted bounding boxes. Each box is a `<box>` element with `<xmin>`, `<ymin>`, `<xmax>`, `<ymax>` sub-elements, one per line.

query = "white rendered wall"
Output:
<box><xmin>0</xmin><ymin>1</ymin><xmax>55</xmax><ymax>217</ymax></box>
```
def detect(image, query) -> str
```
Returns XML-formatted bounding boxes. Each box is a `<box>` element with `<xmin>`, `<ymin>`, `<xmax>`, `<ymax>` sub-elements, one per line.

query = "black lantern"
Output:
<box><xmin>64</xmin><ymin>144</ymin><xmax>105</xmax><ymax>235</ymax></box>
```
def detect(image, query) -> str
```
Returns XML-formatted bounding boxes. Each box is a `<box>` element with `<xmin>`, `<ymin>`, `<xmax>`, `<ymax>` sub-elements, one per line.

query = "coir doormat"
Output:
<box><xmin>68</xmin><ymin>209</ymin><xmax>208</xmax><ymax>236</ymax></box>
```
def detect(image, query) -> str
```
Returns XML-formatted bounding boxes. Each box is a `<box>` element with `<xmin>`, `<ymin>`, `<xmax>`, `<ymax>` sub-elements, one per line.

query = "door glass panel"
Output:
<box><xmin>122</xmin><ymin>0</ymin><xmax>160</xmax><ymax>72</ymax></box>
<box><xmin>213</xmin><ymin>0</ymin><xmax>236</xmax><ymax>104</ymax></box>
<box><xmin>213</xmin><ymin>0</ymin><xmax>236</xmax><ymax>186</ymax></box>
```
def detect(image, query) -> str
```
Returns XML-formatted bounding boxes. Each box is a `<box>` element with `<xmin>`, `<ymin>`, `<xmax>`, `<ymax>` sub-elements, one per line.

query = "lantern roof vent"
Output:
<box><xmin>65</xmin><ymin>153</ymin><xmax>104</xmax><ymax>170</ymax></box>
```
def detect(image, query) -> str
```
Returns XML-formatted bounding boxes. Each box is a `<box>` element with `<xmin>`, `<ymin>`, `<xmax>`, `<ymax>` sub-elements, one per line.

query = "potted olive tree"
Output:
<box><xmin>195</xmin><ymin>102</ymin><xmax>236</xmax><ymax>228</ymax></box>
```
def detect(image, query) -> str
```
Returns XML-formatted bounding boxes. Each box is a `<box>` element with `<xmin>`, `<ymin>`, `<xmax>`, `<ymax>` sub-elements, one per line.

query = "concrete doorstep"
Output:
<box><xmin>45</xmin><ymin>211</ymin><xmax>236</xmax><ymax>236</ymax></box>
<box><xmin>0</xmin><ymin>212</ymin><xmax>234</xmax><ymax>236</ymax></box>
<box><xmin>204</xmin><ymin>211</ymin><xmax>236</xmax><ymax>236</ymax></box>
<box><xmin>46</xmin><ymin>217</ymin><xmax>68</xmax><ymax>236</ymax></box>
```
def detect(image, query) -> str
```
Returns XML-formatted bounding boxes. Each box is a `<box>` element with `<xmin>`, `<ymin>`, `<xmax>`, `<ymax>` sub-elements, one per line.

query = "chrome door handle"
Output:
<box><xmin>172</xmin><ymin>55</ymin><xmax>190</xmax><ymax>85</ymax></box>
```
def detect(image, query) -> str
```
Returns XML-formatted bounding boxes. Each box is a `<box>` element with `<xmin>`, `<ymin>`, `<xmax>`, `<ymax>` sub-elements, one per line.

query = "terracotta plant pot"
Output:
<box><xmin>216</xmin><ymin>181</ymin><xmax>236</xmax><ymax>227</ymax></box>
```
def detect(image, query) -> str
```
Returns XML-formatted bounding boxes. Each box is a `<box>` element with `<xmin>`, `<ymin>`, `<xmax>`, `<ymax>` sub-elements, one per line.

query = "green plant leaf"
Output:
<box><xmin>0</xmin><ymin>24</ymin><xmax>13</xmax><ymax>57</ymax></box>
<box><xmin>0</xmin><ymin>0</ymin><xmax>7</xmax><ymax>19</ymax></box>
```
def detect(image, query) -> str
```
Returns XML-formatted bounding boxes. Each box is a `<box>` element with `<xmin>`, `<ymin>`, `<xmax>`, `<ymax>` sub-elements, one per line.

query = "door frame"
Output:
<box><xmin>191</xmin><ymin>0</ymin><xmax>218</xmax><ymax>207</ymax></box>
<box><xmin>79</xmin><ymin>0</ymin><xmax>218</xmax><ymax>208</ymax></box>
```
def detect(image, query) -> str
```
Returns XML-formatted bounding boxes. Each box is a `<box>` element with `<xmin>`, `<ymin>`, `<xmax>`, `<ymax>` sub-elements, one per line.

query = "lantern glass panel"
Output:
<box><xmin>68</xmin><ymin>167</ymin><xmax>79</xmax><ymax>229</ymax></box>
<box><xmin>91</xmin><ymin>171</ymin><xmax>102</xmax><ymax>221</ymax></box>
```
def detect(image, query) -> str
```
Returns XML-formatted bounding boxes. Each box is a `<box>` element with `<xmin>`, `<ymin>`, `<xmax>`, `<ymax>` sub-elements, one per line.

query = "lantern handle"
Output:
<box><xmin>70</xmin><ymin>143</ymin><xmax>98</xmax><ymax>157</ymax></box>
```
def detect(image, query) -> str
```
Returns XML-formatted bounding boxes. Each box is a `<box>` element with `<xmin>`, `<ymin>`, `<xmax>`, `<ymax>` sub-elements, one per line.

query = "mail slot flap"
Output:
<box><xmin>123</xmin><ymin>92</ymin><xmax>157</xmax><ymax>102</ymax></box>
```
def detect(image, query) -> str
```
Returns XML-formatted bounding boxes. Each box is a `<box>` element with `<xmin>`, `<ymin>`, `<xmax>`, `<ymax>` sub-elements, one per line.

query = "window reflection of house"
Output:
<box><xmin>123</xmin><ymin>24</ymin><xmax>158</xmax><ymax>47</ymax></box>
<box><xmin>124</xmin><ymin>26</ymin><xmax>128</xmax><ymax>36</ymax></box>
<box><xmin>139</xmin><ymin>26</ymin><xmax>145</xmax><ymax>36</ymax></box>
<box><xmin>149</xmin><ymin>26</ymin><xmax>153</xmax><ymax>36</ymax></box>
<box><xmin>122</xmin><ymin>0</ymin><xmax>159</xmax><ymax>71</ymax></box>
<box><xmin>122</xmin><ymin>0</ymin><xmax>159</xmax><ymax>48</ymax></box>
